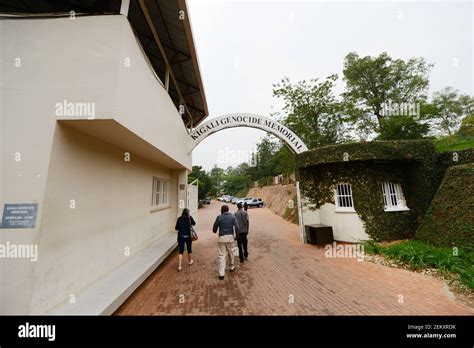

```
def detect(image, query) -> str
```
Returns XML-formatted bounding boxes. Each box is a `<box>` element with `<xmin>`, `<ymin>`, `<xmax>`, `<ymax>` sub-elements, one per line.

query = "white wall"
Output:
<box><xmin>0</xmin><ymin>15</ymin><xmax>192</xmax><ymax>314</ymax></box>
<box><xmin>31</xmin><ymin>125</ymin><xmax>179</xmax><ymax>314</ymax></box>
<box><xmin>301</xmin><ymin>199</ymin><xmax>321</xmax><ymax>226</ymax></box>
<box><xmin>1</xmin><ymin>15</ymin><xmax>191</xmax><ymax>169</ymax></box>
<box><xmin>301</xmin><ymin>199</ymin><xmax>370</xmax><ymax>243</ymax></box>
<box><xmin>319</xmin><ymin>203</ymin><xmax>369</xmax><ymax>243</ymax></box>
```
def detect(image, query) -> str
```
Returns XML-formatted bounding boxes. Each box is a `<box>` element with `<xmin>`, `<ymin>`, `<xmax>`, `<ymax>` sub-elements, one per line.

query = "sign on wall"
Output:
<box><xmin>189</xmin><ymin>113</ymin><xmax>309</xmax><ymax>154</ymax></box>
<box><xmin>1</xmin><ymin>203</ymin><xmax>38</xmax><ymax>228</ymax></box>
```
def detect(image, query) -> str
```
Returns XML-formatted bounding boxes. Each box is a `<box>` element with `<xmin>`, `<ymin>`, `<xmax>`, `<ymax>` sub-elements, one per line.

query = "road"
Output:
<box><xmin>115</xmin><ymin>200</ymin><xmax>473</xmax><ymax>315</ymax></box>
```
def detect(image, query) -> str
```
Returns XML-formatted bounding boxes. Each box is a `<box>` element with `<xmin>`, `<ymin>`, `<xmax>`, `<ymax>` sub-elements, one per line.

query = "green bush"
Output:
<box><xmin>434</xmin><ymin>135</ymin><xmax>474</xmax><ymax>152</ymax></box>
<box><xmin>297</xmin><ymin>140</ymin><xmax>439</xmax><ymax>241</ymax></box>
<box><xmin>457</xmin><ymin>114</ymin><xmax>474</xmax><ymax>139</ymax></box>
<box><xmin>363</xmin><ymin>240</ymin><xmax>386</xmax><ymax>254</ymax></box>
<box><xmin>364</xmin><ymin>240</ymin><xmax>474</xmax><ymax>289</ymax></box>
<box><xmin>436</xmin><ymin>148</ymin><xmax>474</xmax><ymax>166</ymax></box>
<box><xmin>298</xmin><ymin>140</ymin><xmax>437</xmax><ymax>167</ymax></box>
<box><xmin>297</xmin><ymin>140</ymin><xmax>474</xmax><ymax>244</ymax></box>
<box><xmin>415</xmin><ymin>163</ymin><xmax>474</xmax><ymax>252</ymax></box>
<box><xmin>378</xmin><ymin>116</ymin><xmax>429</xmax><ymax>140</ymax></box>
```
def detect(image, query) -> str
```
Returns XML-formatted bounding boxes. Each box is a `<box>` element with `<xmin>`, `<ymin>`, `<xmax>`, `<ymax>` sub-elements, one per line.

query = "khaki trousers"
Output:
<box><xmin>217</xmin><ymin>234</ymin><xmax>235</xmax><ymax>277</ymax></box>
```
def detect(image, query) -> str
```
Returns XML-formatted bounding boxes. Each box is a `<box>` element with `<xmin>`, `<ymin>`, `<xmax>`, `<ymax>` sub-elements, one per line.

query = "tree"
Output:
<box><xmin>272</xmin><ymin>75</ymin><xmax>347</xmax><ymax>148</ymax></box>
<box><xmin>272</xmin><ymin>142</ymin><xmax>296</xmax><ymax>174</ymax></box>
<box><xmin>457</xmin><ymin>114</ymin><xmax>474</xmax><ymax>139</ymax></box>
<box><xmin>188</xmin><ymin>166</ymin><xmax>212</xmax><ymax>199</ymax></box>
<box><xmin>221</xmin><ymin>164</ymin><xmax>249</xmax><ymax>195</ymax></box>
<box><xmin>253</xmin><ymin>135</ymin><xmax>278</xmax><ymax>179</ymax></box>
<box><xmin>342</xmin><ymin>52</ymin><xmax>432</xmax><ymax>138</ymax></box>
<box><xmin>377</xmin><ymin>116</ymin><xmax>429</xmax><ymax>140</ymax></box>
<box><xmin>209</xmin><ymin>165</ymin><xmax>225</xmax><ymax>196</ymax></box>
<box><xmin>429</xmin><ymin>87</ymin><xmax>473</xmax><ymax>136</ymax></box>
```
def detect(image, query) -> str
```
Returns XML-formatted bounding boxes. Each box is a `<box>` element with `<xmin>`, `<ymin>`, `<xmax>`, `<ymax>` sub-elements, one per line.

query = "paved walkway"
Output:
<box><xmin>115</xmin><ymin>201</ymin><xmax>473</xmax><ymax>315</ymax></box>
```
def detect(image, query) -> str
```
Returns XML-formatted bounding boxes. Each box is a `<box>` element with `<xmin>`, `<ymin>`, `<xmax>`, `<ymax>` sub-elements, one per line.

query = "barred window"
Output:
<box><xmin>335</xmin><ymin>183</ymin><xmax>354</xmax><ymax>211</ymax></box>
<box><xmin>382</xmin><ymin>182</ymin><xmax>409</xmax><ymax>211</ymax></box>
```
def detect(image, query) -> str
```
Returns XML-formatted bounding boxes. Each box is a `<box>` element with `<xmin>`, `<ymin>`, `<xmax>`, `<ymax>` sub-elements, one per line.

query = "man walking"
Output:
<box><xmin>212</xmin><ymin>205</ymin><xmax>240</xmax><ymax>280</ymax></box>
<box><xmin>235</xmin><ymin>203</ymin><xmax>249</xmax><ymax>263</ymax></box>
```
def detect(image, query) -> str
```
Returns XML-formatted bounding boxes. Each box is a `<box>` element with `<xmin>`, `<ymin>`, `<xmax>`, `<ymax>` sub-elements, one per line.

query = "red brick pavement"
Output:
<box><xmin>115</xmin><ymin>201</ymin><xmax>473</xmax><ymax>315</ymax></box>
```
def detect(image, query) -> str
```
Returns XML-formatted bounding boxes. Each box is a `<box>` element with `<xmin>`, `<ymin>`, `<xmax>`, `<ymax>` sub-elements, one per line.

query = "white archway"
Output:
<box><xmin>189</xmin><ymin>113</ymin><xmax>308</xmax><ymax>154</ymax></box>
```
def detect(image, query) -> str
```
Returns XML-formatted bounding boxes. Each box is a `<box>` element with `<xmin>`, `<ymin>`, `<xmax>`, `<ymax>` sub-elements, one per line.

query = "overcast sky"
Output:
<box><xmin>188</xmin><ymin>0</ymin><xmax>473</xmax><ymax>171</ymax></box>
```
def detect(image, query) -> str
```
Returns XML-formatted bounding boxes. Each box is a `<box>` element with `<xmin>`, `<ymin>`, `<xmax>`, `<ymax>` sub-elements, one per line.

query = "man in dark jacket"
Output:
<box><xmin>212</xmin><ymin>205</ymin><xmax>239</xmax><ymax>280</ymax></box>
<box><xmin>235</xmin><ymin>203</ymin><xmax>249</xmax><ymax>263</ymax></box>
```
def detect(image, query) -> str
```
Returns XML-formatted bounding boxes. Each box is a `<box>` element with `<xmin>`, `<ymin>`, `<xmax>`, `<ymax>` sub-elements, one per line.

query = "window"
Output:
<box><xmin>152</xmin><ymin>177</ymin><xmax>170</xmax><ymax>207</ymax></box>
<box><xmin>382</xmin><ymin>182</ymin><xmax>409</xmax><ymax>212</ymax></box>
<box><xmin>335</xmin><ymin>183</ymin><xmax>355</xmax><ymax>212</ymax></box>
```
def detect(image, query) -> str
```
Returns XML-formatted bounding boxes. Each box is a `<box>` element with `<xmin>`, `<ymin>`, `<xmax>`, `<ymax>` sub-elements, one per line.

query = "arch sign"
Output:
<box><xmin>189</xmin><ymin>113</ymin><xmax>308</xmax><ymax>154</ymax></box>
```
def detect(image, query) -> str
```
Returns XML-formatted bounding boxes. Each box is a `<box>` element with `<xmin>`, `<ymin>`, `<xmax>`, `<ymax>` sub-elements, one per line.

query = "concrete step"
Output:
<box><xmin>49</xmin><ymin>232</ymin><xmax>177</xmax><ymax>315</ymax></box>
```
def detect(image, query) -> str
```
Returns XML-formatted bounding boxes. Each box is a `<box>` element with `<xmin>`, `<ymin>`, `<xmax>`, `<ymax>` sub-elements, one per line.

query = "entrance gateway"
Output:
<box><xmin>189</xmin><ymin>113</ymin><xmax>308</xmax><ymax>154</ymax></box>
<box><xmin>188</xmin><ymin>113</ymin><xmax>309</xmax><ymax>243</ymax></box>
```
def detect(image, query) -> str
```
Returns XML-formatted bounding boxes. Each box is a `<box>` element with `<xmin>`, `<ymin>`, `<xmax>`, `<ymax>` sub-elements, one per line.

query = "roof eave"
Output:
<box><xmin>178</xmin><ymin>0</ymin><xmax>208</xmax><ymax>126</ymax></box>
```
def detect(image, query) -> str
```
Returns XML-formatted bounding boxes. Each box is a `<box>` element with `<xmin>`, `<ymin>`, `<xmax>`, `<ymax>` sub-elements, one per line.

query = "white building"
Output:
<box><xmin>0</xmin><ymin>0</ymin><xmax>207</xmax><ymax>314</ymax></box>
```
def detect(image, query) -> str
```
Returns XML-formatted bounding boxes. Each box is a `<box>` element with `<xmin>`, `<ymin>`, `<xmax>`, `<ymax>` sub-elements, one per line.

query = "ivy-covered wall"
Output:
<box><xmin>415</xmin><ymin>164</ymin><xmax>474</xmax><ymax>251</ymax></box>
<box><xmin>436</xmin><ymin>148</ymin><xmax>474</xmax><ymax>170</ymax></box>
<box><xmin>297</xmin><ymin>140</ymin><xmax>445</xmax><ymax>241</ymax></box>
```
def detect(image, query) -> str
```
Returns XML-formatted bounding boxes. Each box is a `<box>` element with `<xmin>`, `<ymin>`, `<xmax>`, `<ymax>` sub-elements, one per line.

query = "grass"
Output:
<box><xmin>434</xmin><ymin>135</ymin><xmax>474</xmax><ymax>152</ymax></box>
<box><xmin>364</xmin><ymin>240</ymin><xmax>474</xmax><ymax>290</ymax></box>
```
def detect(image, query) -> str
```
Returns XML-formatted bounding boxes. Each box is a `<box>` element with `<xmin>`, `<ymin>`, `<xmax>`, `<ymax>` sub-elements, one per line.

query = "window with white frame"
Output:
<box><xmin>382</xmin><ymin>182</ymin><xmax>409</xmax><ymax>211</ymax></box>
<box><xmin>335</xmin><ymin>183</ymin><xmax>354</xmax><ymax>211</ymax></box>
<box><xmin>152</xmin><ymin>177</ymin><xmax>170</xmax><ymax>207</ymax></box>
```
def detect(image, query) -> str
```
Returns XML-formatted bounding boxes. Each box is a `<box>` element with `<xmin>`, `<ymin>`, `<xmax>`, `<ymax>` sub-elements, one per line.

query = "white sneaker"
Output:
<box><xmin>188</xmin><ymin>260</ymin><xmax>194</xmax><ymax>266</ymax></box>
<box><xmin>229</xmin><ymin>265</ymin><xmax>235</xmax><ymax>271</ymax></box>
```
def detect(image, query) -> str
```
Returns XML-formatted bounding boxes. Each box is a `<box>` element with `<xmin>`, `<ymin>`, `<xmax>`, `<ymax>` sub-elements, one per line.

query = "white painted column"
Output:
<box><xmin>176</xmin><ymin>169</ymin><xmax>188</xmax><ymax>218</ymax></box>
<box><xmin>296</xmin><ymin>181</ymin><xmax>306</xmax><ymax>243</ymax></box>
<box><xmin>120</xmin><ymin>0</ymin><xmax>130</xmax><ymax>16</ymax></box>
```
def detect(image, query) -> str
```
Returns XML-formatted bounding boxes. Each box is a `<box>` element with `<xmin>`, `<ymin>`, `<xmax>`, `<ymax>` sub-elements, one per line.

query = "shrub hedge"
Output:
<box><xmin>296</xmin><ymin>140</ymin><xmax>473</xmax><ymax>243</ymax></box>
<box><xmin>415</xmin><ymin>164</ymin><xmax>474</xmax><ymax>252</ymax></box>
<box><xmin>298</xmin><ymin>140</ymin><xmax>437</xmax><ymax>167</ymax></box>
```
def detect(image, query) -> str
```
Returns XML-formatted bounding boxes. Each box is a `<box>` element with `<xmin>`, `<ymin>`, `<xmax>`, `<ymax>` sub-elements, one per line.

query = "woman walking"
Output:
<box><xmin>175</xmin><ymin>208</ymin><xmax>196</xmax><ymax>271</ymax></box>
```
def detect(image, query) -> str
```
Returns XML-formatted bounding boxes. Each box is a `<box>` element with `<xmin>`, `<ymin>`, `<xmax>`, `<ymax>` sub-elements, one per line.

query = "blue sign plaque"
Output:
<box><xmin>1</xmin><ymin>203</ymin><xmax>38</xmax><ymax>228</ymax></box>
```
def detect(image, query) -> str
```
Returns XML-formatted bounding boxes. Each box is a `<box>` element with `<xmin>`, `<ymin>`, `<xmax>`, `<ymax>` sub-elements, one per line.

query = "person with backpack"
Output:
<box><xmin>175</xmin><ymin>208</ymin><xmax>196</xmax><ymax>271</ymax></box>
<box><xmin>235</xmin><ymin>202</ymin><xmax>249</xmax><ymax>263</ymax></box>
<box><xmin>212</xmin><ymin>205</ymin><xmax>240</xmax><ymax>280</ymax></box>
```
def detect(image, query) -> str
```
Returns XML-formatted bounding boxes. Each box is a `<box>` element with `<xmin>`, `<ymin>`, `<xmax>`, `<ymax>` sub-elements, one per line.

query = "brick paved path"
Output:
<box><xmin>115</xmin><ymin>201</ymin><xmax>473</xmax><ymax>315</ymax></box>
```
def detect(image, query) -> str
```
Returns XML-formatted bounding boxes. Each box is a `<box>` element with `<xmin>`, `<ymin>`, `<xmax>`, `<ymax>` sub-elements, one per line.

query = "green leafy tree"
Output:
<box><xmin>429</xmin><ymin>87</ymin><xmax>473</xmax><ymax>136</ymax></box>
<box><xmin>377</xmin><ymin>116</ymin><xmax>429</xmax><ymax>140</ymax></box>
<box><xmin>253</xmin><ymin>136</ymin><xmax>278</xmax><ymax>179</ymax></box>
<box><xmin>342</xmin><ymin>52</ymin><xmax>432</xmax><ymax>138</ymax></box>
<box><xmin>209</xmin><ymin>165</ymin><xmax>225</xmax><ymax>196</ymax></box>
<box><xmin>222</xmin><ymin>164</ymin><xmax>249</xmax><ymax>195</ymax></box>
<box><xmin>188</xmin><ymin>165</ymin><xmax>212</xmax><ymax>199</ymax></box>
<box><xmin>273</xmin><ymin>142</ymin><xmax>296</xmax><ymax>174</ymax></box>
<box><xmin>457</xmin><ymin>114</ymin><xmax>474</xmax><ymax>139</ymax></box>
<box><xmin>272</xmin><ymin>75</ymin><xmax>347</xmax><ymax>148</ymax></box>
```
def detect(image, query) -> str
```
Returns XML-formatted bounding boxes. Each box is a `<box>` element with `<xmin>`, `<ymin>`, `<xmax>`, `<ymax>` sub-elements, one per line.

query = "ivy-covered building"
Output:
<box><xmin>297</xmin><ymin>140</ymin><xmax>474</xmax><ymax>247</ymax></box>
